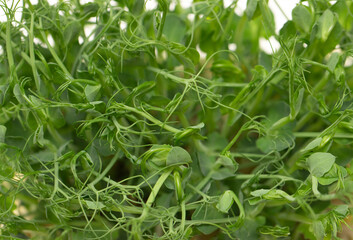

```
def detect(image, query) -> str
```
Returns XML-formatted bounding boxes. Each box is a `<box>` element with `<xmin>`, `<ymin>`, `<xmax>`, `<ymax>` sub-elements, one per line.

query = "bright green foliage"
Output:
<box><xmin>1</xmin><ymin>0</ymin><xmax>353</xmax><ymax>239</ymax></box>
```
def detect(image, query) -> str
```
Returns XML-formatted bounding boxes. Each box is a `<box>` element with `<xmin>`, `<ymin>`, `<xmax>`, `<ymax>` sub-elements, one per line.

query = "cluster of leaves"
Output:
<box><xmin>1</xmin><ymin>0</ymin><xmax>353</xmax><ymax>239</ymax></box>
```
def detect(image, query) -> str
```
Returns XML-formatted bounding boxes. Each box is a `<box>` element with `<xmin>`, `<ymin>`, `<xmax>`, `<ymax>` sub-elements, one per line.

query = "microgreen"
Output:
<box><xmin>1</xmin><ymin>0</ymin><xmax>353</xmax><ymax>239</ymax></box>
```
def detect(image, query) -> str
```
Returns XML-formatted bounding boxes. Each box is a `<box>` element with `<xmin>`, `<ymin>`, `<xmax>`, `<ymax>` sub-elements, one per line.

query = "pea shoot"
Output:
<box><xmin>1</xmin><ymin>0</ymin><xmax>353</xmax><ymax>239</ymax></box>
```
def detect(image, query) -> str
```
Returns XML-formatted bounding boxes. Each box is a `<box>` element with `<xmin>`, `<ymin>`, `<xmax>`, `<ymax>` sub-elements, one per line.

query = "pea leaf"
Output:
<box><xmin>312</xmin><ymin>221</ymin><xmax>325</xmax><ymax>240</ymax></box>
<box><xmin>327</xmin><ymin>52</ymin><xmax>340</xmax><ymax>73</ymax></box>
<box><xmin>333</xmin><ymin>205</ymin><xmax>349</xmax><ymax>218</ymax></box>
<box><xmin>166</xmin><ymin>147</ymin><xmax>192</xmax><ymax>166</ymax></box>
<box><xmin>0</xmin><ymin>84</ymin><xmax>9</xmax><ymax>106</ymax></box>
<box><xmin>197</xmin><ymin>151</ymin><xmax>215</xmax><ymax>176</ymax></box>
<box><xmin>256</xmin><ymin>131</ymin><xmax>294</xmax><ymax>153</ymax></box>
<box><xmin>216</xmin><ymin>190</ymin><xmax>234</xmax><ymax>213</ymax></box>
<box><xmin>86</xmin><ymin>200</ymin><xmax>106</xmax><ymax>210</ymax></box>
<box><xmin>259</xmin><ymin>0</ymin><xmax>275</xmax><ymax>36</ymax></box>
<box><xmin>13</xmin><ymin>84</ymin><xmax>26</xmax><ymax>104</ymax></box>
<box><xmin>211</xmin><ymin>155</ymin><xmax>238</xmax><ymax>180</ymax></box>
<box><xmin>245</xmin><ymin>0</ymin><xmax>259</xmax><ymax>20</ymax></box>
<box><xmin>292</xmin><ymin>87</ymin><xmax>304</xmax><ymax>119</ymax></box>
<box><xmin>316</xmin><ymin>10</ymin><xmax>336</xmax><ymax>41</ymax></box>
<box><xmin>250</xmin><ymin>189</ymin><xmax>295</xmax><ymax>202</ymax></box>
<box><xmin>302</xmin><ymin>138</ymin><xmax>323</xmax><ymax>152</ymax></box>
<box><xmin>317</xmin><ymin>165</ymin><xmax>347</xmax><ymax>185</ymax></box>
<box><xmin>256</xmin><ymin>102</ymin><xmax>295</xmax><ymax>153</ymax></box>
<box><xmin>84</xmin><ymin>84</ymin><xmax>101</xmax><ymax>102</ymax></box>
<box><xmin>205</xmin><ymin>132</ymin><xmax>228</xmax><ymax>152</ymax></box>
<box><xmin>0</xmin><ymin>125</ymin><xmax>6</xmax><ymax>143</ymax></box>
<box><xmin>259</xmin><ymin>225</ymin><xmax>290</xmax><ymax>237</ymax></box>
<box><xmin>191</xmin><ymin>204</ymin><xmax>223</xmax><ymax>235</ymax></box>
<box><xmin>306</xmin><ymin>152</ymin><xmax>336</xmax><ymax>177</ymax></box>
<box><xmin>64</xmin><ymin>21</ymin><xmax>81</xmax><ymax>45</ymax></box>
<box><xmin>279</xmin><ymin>21</ymin><xmax>296</xmax><ymax>39</ymax></box>
<box><xmin>125</xmin><ymin>81</ymin><xmax>155</xmax><ymax>104</ymax></box>
<box><xmin>163</xmin><ymin>14</ymin><xmax>186</xmax><ymax>43</ymax></box>
<box><xmin>292</xmin><ymin>5</ymin><xmax>312</xmax><ymax>33</ymax></box>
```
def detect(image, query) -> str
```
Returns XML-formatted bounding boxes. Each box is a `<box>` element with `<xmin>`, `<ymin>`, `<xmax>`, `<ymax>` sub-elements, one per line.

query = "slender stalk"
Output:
<box><xmin>294</xmin><ymin>132</ymin><xmax>353</xmax><ymax>139</ymax></box>
<box><xmin>5</xmin><ymin>16</ymin><xmax>17</xmax><ymax>84</ymax></box>
<box><xmin>116</xmin><ymin>104</ymin><xmax>181</xmax><ymax>134</ymax></box>
<box><xmin>139</xmin><ymin>169</ymin><xmax>173</xmax><ymax>220</ymax></box>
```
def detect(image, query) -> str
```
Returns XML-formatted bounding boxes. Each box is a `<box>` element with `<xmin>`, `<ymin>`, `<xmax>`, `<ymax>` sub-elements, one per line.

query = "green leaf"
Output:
<box><xmin>48</xmin><ymin>108</ymin><xmax>66</xmax><ymax>128</ymax></box>
<box><xmin>0</xmin><ymin>125</ymin><xmax>6</xmax><ymax>143</ymax></box>
<box><xmin>317</xmin><ymin>164</ymin><xmax>346</xmax><ymax>185</ymax></box>
<box><xmin>279</xmin><ymin>21</ymin><xmax>296</xmax><ymax>39</ymax></box>
<box><xmin>302</xmin><ymin>138</ymin><xmax>323</xmax><ymax>152</ymax></box>
<box><xmin>312</xmin><ymin>221</ymin><xmax>325</xmax><ymax>240</ymax></box>
<box><xmin>234</xmin><ymin>216</ymin><xmax>266</xmax><ymax>239</ymax></box>
<box><xmin>211</xmin><ymin>59</ymin><xmax>243</xmax><ymax>77</ymax></box>
<box><xmin>163</xmin><ymin>14</ymin><xmax>186</xmax><ymax>43</ymax></box>
<box><xmin>205</xmin><ymin>132</ymin><xmax>228</xmax><ymax>152</ymax></box>
<box><xmin>33</xmin><ymin>126</ymin><xmax>45</xmax><ymax>147</ymax></box>
<box><xmin>125</xmin><ymin>81</ymin><xmax>155</xmax><ymax>104</ymax></box>
<box><xmin>334</xmin><ymin>64</ymin><xmax>345</xmax><ymax>85</ymax></box>
<box><xmin>86</xmin><ymin>200</ymin><xmax>106</xmax><ymax>210</ymax></box>
<box><xmin>64</xmin><ymin>21</ymin><xmax>81</xmax><ymax>45</ymax></box>
<box><xmin>211</xmin><ymin>155</ymin><xmax>238</xmax><ymax>180</ymax></box>
<box><xmin>0</xmin><ymin>84</ymin><xmax>9</xmax><ymax>106</ymax></box>
<box><xmin>245</xmin><ymin>0</ymin><xmax>259</xmax><ymax>20</ymax></box>
<box><xmin>256</xmin><ymin>131</ymin><xmax>294</xmax><ymax>153</ymax></box>
<box><xmin>292</xmin><ymin>5</ymin><xmax>312</xmax><ymax>33</ymax></box>
<box><xmin>292</xmin><ymin>87</ymin><xmax>304</xmax><ymax>119</ymax></box>
<box><xmin>250</xmin><ymin>189</ymin><xmax>270</xmax><ymax>197</ymax></box>
<box><xmin>306</xmin><ymin>152</ymin><xmax>336</xmax><ymax>177</ymax></box>
<box><xmin>331</xmin><ymin>0</ymin><xmax>351</xmax><ymax>30</ymax></box>
<box><xmin>259</xmin><ymin>225</ymin><xmax>290</xmax><ymax>237</ymax></box>
<box><xmin>174</xmin><ymin>123</ymin><xmax>205</xmax><ymax>143</ymax></box>
<box><xmin>191</xmin><ymin>204</ymin><xmax>223</xmax><ymax>235</ymax></box>
<box><xmin>216</xmin><ymin>190</ymin><xmax>234</xmax><ymax>213</ymax></box>
<box><xmin>327</xmin><ymin>52</ymin><xmax>340</xmax><ymax>73</ymax></box>
<box><xmin>84</xmin><ymin>84</ymin><xmax>101</xmax><ymax>102</ymax></box>
<box><xmin>333</xmin><ymin>205</ymin><xmax>349</xmax><ymax>218</ymax></box>
<box><xmin>13</xmin><ymin>84</ymin><xmax>26</xmax><ymax>104</ymax></box>
<box><xmin>197</xmin><ymin>151</ymin><xmax>215</xmax><ymax>177</ymax></box>
<box><xmin>142</xmin><ymin>145</ymin><xmax>171</xmax><ymax>174</ymax></box>
<box><xmin>316</xmin><ymin>10</ymin><xmax>336</xmax><ymax>41</ymax></box>
<box><xmin>250</xmin><ymin>189</ymin><xmax>295</xmax><ymax>202</ymax></box>
<box><xmin>259</xmin><ymin>0</ymin><xmax>275</xmax><ymax>36</ymax></box>
<box><xmin>81</xmin><ymin>2</ymin><xmax>99</xmax><ymax>18</ymax></box>
<box><xmin>166</xmin><ymin>147</ymin><xmax>192</xmax><ymax>166</ymax></box>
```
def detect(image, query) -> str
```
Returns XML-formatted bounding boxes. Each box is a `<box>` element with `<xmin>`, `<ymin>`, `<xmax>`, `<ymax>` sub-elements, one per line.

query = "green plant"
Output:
<box><xmin>1</xmin><ymin>0</ymin><xmax>353</xmax><ymax>239</ymax></box>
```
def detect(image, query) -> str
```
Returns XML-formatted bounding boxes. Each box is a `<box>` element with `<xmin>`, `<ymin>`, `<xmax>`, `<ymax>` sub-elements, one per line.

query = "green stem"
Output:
<box><xmin>311</xmin><ymin>176</ymin><xmax>336</xmax><ymax>200</ymax></box>
<box><xmin>29</xmin><ymin>14</ymin><xmax>40</xmax><ymax>91</ymax></box>
<box><xmin>276</xmin><ymin>213</ymin><xmax>312</xmax><ymax>224</ymax></box>
<box><xmin>294</xmin><ymin>112</ymin><xmax>314</xmax><ymax>131</ymax></box>
<box><xmin>180</xmin><ymin>200</ymin><xmax>186</xmax><ymax>232</ymax></box>
<box><xmin>184</xmin><ymin>166</ymin><xmax>219</xmax><ymax>203</ymax></box>
<box><xmin>5</xmin><ymin>18</ymin><xmax>18</xmax><ymax>84</ymax></box>
<box><xmin>71</xmin><ymin>11</ymin><xmax>123</xmax><ymax>75</ymax></box>
<box><xmin>221</xmin><ymin>127</ymin><xmax>244</xmax><ymax>155</ymax></box>
<box><xmin>156</xmin><ymin>0</ymin><xmax>168</xmax><ymax>40</ymax></box>
<box><xmin>270</xmin><ymin>116</ymin><xmax>292</xmax><ymax>131</ymax></box>
<box><xmin>230</xmin><ymin>191</ymin><xmax>245</xmax><ymax>226</ymax></box>
<box><xmin>182</xmin><ymin>217</ymin><xmax>238</xmax><ymax>225</ymax></box>
<box><xmin>39</xmin><ymin>25</ymin><xmax>72</xmax><ymax>78</ymax></box>
<box><xmin>303</xmin><ymin>59</ymin><xmax>331</xmax><ymax>73</ymax></box>
<box><xmin>294</xmin><ymin>132</ymin><xmax>353</xmax><ymax>138</ymax></box>
<box><xmin>234</xmin><ymin>174</ymin><xmax>302</xmax><ymax>182</ymax></box>
<box><xmin>313</xmin><ymin>71</ymin><xmax>330</xmax><ymax>93</ymax></box>
<box><xmin>140</xmin><ymin>169</ymin><xmax>173</xmax><ymax>220</ymax></box>
<box><xmin>117</xmin><ymin>104</ymin><xmax>181</xmax><ymax>134</ymax></box>
<box><xmin>89</xmin><ymin>151</ymin><xmax>120</xmax><ymax>187</ymax></box>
